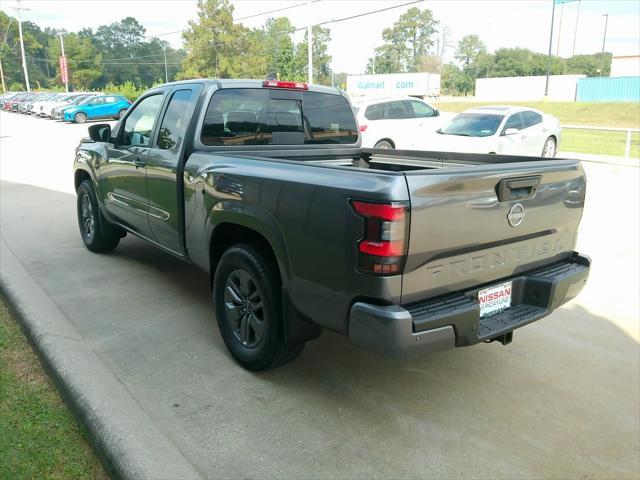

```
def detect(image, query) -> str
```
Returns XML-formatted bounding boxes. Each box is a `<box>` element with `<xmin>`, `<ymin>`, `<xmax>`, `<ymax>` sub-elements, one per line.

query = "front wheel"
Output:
<box><xmin>374</xmin><ymin>139</ymin><xmax>394</xmax><ymax>149</ymax></box>
<box><xmin>542</xmin><ymin>136</ymin><xmax>557</xmax><ymax>158</ymax></box>
<box><xmin>213</xmin><ymin>244</ymin><xmax>305</xmax><ymax>370</ymax></box>
<box><xmin>74</xmin><ymin>112</ymin><xmax>87</xmax><ymax>124</ymax></box>
<box><xmin>77</xmin><ymin>180</ymin><xmax>122</xmax><ymax>252</ymax></box>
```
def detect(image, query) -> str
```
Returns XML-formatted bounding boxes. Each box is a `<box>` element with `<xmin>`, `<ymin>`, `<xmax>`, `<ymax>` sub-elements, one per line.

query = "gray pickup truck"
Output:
<box><xmin>74</xmin><ymin>79</ymin><xmax>590</xmax><ymax>370</ymax></box>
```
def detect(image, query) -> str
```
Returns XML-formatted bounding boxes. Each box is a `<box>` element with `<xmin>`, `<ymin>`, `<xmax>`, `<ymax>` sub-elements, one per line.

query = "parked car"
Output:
<box><xmin>352</xmin><ymin>96</ymin><xmax>451</xmax><ymax>149</ymax></box>
<box><xmin>29</xmin><ymin>93</ymin><xmax>67</xmax><ymax>115</ymax></box>
<box><xmin>41</xmin><ymin>92</ymin><xmax>97</xmax><ymax>118</ymax></box>
<box><xmin>73</xmin><ymin>79</ymin><xmax>589</xmax><ymax>370</ymax></box>
<box><xmin>63</xmin><ymin>94</ymin><xmax>131</xmax><ymax>123</ymax></box>
<box><xmin>52</xmin><ymin>95</ymin><xmax>95</xmax><ymax>119</ymax></box>
<box><xmin>432</xmin><ymin>106</ymin><xmax>562</xmax><ymax>157</ymax></box>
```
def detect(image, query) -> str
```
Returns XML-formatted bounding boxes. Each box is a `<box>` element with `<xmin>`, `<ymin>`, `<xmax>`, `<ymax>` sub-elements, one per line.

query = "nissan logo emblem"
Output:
<box><xmin>507</xmin><ymin>203</ymin><xmax>525</xmax><ymax>227</ymax></box>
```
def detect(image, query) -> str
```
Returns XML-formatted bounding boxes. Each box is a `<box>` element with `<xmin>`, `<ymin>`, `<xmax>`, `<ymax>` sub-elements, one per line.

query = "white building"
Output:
<box><xmin>610</xmin><ymin>55</ymin><xmax>640</xmax><ymax>77</ymax></box>
<box><xmin>346</xmin><ymin>72</ymin><xmax>441</xmax><ymax>100</ymax></box>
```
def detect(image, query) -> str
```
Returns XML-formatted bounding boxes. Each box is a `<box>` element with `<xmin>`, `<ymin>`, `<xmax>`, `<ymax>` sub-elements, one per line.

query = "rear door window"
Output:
<box><xmin>409</xmin><ymin>100</ymin><xmax>436</xmax><ymax>118</ymax></box>
<box><xmin>157</xmin><ymin>89</ymin><xmax>194</xmax><ymax>151</ymax></box>
<box><xmin>503</xmin><ymin>113</ymin><xmax>523</xmax><ymax>132</ymax></box>
<box><xmin>201</xmin><ymin>88</ymin><xmax>357</xmax><ymax>146</ymax></box>
<box><xmin>521</xmin><ymin>111</ymin><xmax>543</xmax><ymax>129</ymax></box>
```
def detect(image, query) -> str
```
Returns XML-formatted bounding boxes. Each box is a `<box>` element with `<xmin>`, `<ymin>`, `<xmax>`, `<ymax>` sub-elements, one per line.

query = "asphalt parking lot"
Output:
<box><xmin>1</xmin><ymin>110</ymin><xmax>639</xmax><ymax>479</ymax></box>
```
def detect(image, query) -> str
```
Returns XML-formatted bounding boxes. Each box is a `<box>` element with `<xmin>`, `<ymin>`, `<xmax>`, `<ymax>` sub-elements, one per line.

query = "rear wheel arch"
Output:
<box><xmin>374</xmin><ymin>138</ymin><xmax>395</xmax><ymax>149</ymax></box>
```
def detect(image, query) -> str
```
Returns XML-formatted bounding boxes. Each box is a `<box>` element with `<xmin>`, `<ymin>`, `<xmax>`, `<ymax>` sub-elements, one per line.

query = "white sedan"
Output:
<box><xmin>430</xmin><ymin>106</ymin><xmax>561</xmax><ymax>157</ymax></box>
<box><xmin>352</xmin><ymin>96</ymin><xmax>452</xmax><ymax>149</ymax></box>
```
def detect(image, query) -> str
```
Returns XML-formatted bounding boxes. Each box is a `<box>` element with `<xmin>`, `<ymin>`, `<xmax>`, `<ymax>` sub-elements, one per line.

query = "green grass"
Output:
<box><xmin>562</xmin><ymin>129</ymin><xmax>640</xmax><ymax>158</ymax></box>
<box><xmin>436</xmin><ymin>101</ymin><xmax>640</xmax><ymax>157</ymax></box>
<box><xmin>0</xmin><ymin>301</ymin><xmax>107</xmax><ymax>480</ymax></box>
<box><xmin>436</xmin><ymin>101</ymin><xmax>640</xmax><ymax>129</ymax></box>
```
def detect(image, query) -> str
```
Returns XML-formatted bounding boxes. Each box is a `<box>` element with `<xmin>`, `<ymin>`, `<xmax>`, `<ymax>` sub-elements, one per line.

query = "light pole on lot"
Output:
<box><xmin>307</xmin><ymin>24</ymin><xmax>313</xmax><ymax>84</ymax></box>
<box><xmin>12</xmin><ymin>1</ymin><xmax>30</xmax><ymax>92</ymax></box>
<box><xmin>601</xmin><ymin>13</ymin><xmax>609</xmax><ymax>53</ymax></box>
<box><xmin>162</xmin><ymin>44</ymin><xmax>168</xmax><ymax>83</ymax></box>
<box><xmin>59</xmin><ymin>33</ymin><xmax>69</xmax><ymax>93</ymax></box>
<box><xmin>544</xmin><ymin>0</ymin><xmax>557</xmax><ymax>98</ymax></box>
<box><xmin>572</xmin><ymin>0</ymin><xmax>581</xmax><ymax>56</ymax></box>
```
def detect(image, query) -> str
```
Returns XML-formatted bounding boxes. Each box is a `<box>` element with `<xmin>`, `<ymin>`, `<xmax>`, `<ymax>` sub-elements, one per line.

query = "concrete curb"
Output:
<box><xmin>0</xmin><ymin>240</ymin><xmax>202</xmax><ymax>480</ymax></box>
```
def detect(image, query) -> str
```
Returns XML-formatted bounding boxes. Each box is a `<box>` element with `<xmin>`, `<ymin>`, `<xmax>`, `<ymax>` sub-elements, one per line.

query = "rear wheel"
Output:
<box><xmin>77</xmin><ymin>180</ymin><xmax>122</xmax><ymax>252</ymax></box>
<box><xmin>213</xmin><ymin>244</ymin><xmax>305</xmax><ymax>370</ymax></box>
<box><xmin>374</xmin><ymin>139</ymin><xmax>394</xmax><ymax>149</ymax></box>
<box><xmin>542</xmin><ymin>136</ymin><xmax>557</xmax><ymax>158</ymax></box>
<box><xmin>74</xmin><ymin>112</ymin><xmax>87</xmax><ymax>124</ymax></box>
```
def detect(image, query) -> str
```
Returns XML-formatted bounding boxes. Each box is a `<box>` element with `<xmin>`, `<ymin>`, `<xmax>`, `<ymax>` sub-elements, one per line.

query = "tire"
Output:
<box><xmin>374</xmin><ymin>139</ymin><xmax>394</xmax><ymax>149</ymax></box>
<box><xmin>77</xmin><ymin>180</ymin><xmax>121</xmax><ymax>252</ymax></box>
<box><xmin>213</xmin><ymin>244</ymin><xmax>305</xmax><ymax>370</ymax></box>
<box><xmin>542</xmin><ymin>136</ymin><xmax>557</xmax><ymax>158</ymax></box>
<box><xmin>74</xmin><ymin>112</ymin><xmax>87</xmax><ymax>124</ymax></box>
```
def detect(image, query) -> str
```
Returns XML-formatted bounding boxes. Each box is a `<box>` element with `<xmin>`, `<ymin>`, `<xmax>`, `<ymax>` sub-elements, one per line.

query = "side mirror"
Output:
<box><xmin>433</xmin><ymin>109</ymin><xmax>440</xmax><ymax>117</ymax></box>
<box><xmin>88</xmin><ymin>123</ymin><xmax>112</xmax><ymax>142</ymax></box>
<box><xmin>503</xmin><ymin>128</ymin><xmax>519</xmax><ymax>136</ymax></box>
<box><xmin>436</xmin><ymin>128</ymin><xmax>442</xmax><ymax>134</ymax></box>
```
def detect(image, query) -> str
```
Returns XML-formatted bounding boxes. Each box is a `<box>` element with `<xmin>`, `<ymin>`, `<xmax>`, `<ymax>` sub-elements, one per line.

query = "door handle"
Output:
<box><xmin>496</xmin><ymin>175</ymin><xmax>541</xmax><ymax>201</ymax></box>
<box><xmin>134</xmin><ymin>156</ymin><xmax>146</xmax><ymax>168</ymax></box>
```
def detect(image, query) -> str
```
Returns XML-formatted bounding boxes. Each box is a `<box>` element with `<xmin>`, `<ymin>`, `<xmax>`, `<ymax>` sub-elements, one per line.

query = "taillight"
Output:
<box><xmin>359</xmin><ymin>124</ymin><xmax>368</xmax><ymax>132</ymax></box>
<box><xmin>262</xmin><ymin>80</ymin><xmax>308</xmax><ymax>90</ymax></box>
<box><xmin>351</xmin><ymin>200</ymin><xmax>409</xmax><ymax>275</ymax></box>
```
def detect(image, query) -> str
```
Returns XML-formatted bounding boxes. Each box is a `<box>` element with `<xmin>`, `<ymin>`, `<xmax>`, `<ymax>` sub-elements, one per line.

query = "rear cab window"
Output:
<box><xmin>201</xmin><ymin>88</ymin><xmax>358</xmax><ymax>146</ymax></box>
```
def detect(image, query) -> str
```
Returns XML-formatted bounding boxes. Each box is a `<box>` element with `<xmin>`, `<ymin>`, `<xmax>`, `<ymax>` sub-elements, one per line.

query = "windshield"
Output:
<box><xmin>441</xmin><ymin>113</ymin><xmax>504</xmax><ymax>137</ymax></box>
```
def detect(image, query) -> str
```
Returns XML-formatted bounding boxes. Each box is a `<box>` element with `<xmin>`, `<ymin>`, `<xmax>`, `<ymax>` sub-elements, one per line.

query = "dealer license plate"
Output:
<box><xmin>478</xmin><ymin>281</ymin><xmax>512</xmax><ymax>318</ymax></box>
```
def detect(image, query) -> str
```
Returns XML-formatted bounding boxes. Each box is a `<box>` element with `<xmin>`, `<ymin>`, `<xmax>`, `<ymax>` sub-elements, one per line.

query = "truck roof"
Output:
<box><xmin>152</xmin><ymin>78</ymin><xmax>344</xmax><ymax>96</ymax></box>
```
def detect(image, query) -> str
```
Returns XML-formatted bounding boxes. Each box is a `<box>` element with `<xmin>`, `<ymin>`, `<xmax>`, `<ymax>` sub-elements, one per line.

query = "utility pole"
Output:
<box><xmin>556</xmin><ymin>2</ymin><xmax>564</xmax><ymax>57</ymax></box>
<box><xmin>0</xmin><ymin>59</ymin><xmax>5</xmax><ymax>93</ymax></box>
<box><xmin>544</xmin><ymin>0</ymin><xmax>557</xmax><ymax>98</ymax></box>
<box><xmin>59</xmin><ymin>33</ymin><xmax>68</xmax><ymax>92</ymax></box>
<box><xmin>601</xmin><ymin>13</ymin><xmax>609</xmax><ymax>53</ymax></box>
<box><xmin>307</xmin><ymin>24</ymin><xmax>313</xmax><ymax>84</ymax></box>
<box><xmin>12</xmin><ymin>1</ymin><xmax>30</xmax><ymax>91</ymax></box>
<box><xmin>0</xmin><ymin>17</ymin><xmax>14</xmax><ymax>94</ymax></box>
<box><xmin>572</xmin><ymin>0</ymin><xmax>581</xmax><ymax>56</ymax></box>
<box><xmin>162</xmin><ymin>44</ymin><xmax>168</xmax><ymax>83</ymax></box>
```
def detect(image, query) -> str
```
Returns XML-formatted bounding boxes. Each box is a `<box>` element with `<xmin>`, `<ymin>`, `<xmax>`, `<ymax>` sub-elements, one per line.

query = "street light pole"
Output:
<box><xmin>544</xmin><ymin>0</ymin><xmax>557</xmax><ymax>98</ymax></box>
<box><xmin>13</xmin><ymin>2</ymin><xmax>30</xmax><ymax>91</ymax></box>
<box><xmin>601</xmin><ymin>13</ymin><xmax>609</xmax><ymax>53</ymax></box>
<box><xmin>556</xmin><ymin>2</ymin><xmax>564</xmax><ymax>57</ymax></box>
<box><xmin>59</xmin><ymin>33</ymin><xmax>69</xmax><ymax>92</ymax></box>
<box><xmin>307</xmin><ymin>24</ymin><xmax>313</xmax><ymax>84</ymax></box>
<box><xmin>162</xmin><ymin>44</ymin><xmax>168</xmax><ymax>83</ymax></box>
<box><xmin>572</xmin><ymin>0</ymin><xmax>581</xmax><ymax>56</ymax></box>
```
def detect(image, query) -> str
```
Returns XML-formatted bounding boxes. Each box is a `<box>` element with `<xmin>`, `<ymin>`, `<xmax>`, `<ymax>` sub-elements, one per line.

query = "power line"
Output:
<box><xmin>144</xmin><ymin>0</ymin><xmax>322</xmax><ymax>39</ymax></box>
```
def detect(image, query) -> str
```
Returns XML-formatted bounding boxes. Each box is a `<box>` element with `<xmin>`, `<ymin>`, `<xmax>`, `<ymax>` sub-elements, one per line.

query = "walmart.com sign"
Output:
<box><xmin>347</xmin><ymin>73</ymin><xmax>440</xmax><ymax>98</ymax></box>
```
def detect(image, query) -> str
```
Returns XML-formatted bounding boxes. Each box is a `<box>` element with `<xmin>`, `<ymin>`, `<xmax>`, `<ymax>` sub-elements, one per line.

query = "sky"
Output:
<box><xmin>2</xmin><ymin>0</ymin><xmax>639</xmax><ymax>74</ymax></box>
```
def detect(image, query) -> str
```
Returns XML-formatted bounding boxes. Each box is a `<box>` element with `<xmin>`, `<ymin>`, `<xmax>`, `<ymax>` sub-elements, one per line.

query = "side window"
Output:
<box><xmin>157</xmin><ymin>89</ymin><xmax>194</xmax><ymax>151</ymax></box>
<box><xmin>105</xmin><ymin>96</ymin><xmax>116</xmax><ymax>104</ymax></box>
<box><xmin>120</xmin><ymin>94</ymin><xmax>164</xmax><ymax>147</ymax></box>
<box><xmin>521</xmin><ymin>111</ymin><xmax>543</xmax><ymax>129</ymax></box>
<box><xmin>364</xmin><ymin>103</ymin><xmax>385</xmax><ymax>121</ymax></box>
<box><xmin>385</xmin><ymin>101</ymin><xmax>412</xmax><ymax>119</ymax></box>
<box><xmin>503</xmin><ymin>113</ymin><xmax>523</xmax><ymax>132</ymax></box>
<box><xmin>91</xmin><ymin>97</ymin><xmax>105</xmax><ymax>106</ymax></box>
<box><xmin>409</xmin><ymin>100</ymin><xmax>436</xmax><ymax>118</ymax></box>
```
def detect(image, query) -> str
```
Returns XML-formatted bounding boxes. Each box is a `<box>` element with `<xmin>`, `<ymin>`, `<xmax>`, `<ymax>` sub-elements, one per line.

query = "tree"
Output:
<box><xmin>566</xmin><ymin>52</ymin><xmax>612</xmax><ymax>77</ymax></box>
<box><xmin>454</xmin><ymin>34</ymin><xmax>486</xmax><ymax>70</ymax></box>
<box><xmin>441</xmin><ymin>63</ymin><xmax>473</xmax><ymax>96</ymax></box>
<box><xmin>295</xmin><ymin>25</ymin><xmax>332</xmax><ymax>84</ymax></box>
<box><xmin>262</xmin><ymin>17</ymin><xmax>297</xmax><ymax>80</ymax></box>
<box><xmin>48</xmin><ymin>33</ymin><xmax>101</xmax><ymax>90</ymax></box>
<box><xmin>366</xmin><ymin>7</ymin><xmax>439</xmax><ymax>74</ymax></box>
<box><xmin>180</xmin><ymin>0</ymin><xmax>245</xmax><ymax>79</ymax></box>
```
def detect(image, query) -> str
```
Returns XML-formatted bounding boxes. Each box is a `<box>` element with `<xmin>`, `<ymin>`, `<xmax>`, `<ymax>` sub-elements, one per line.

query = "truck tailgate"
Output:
<box><xmin>401</xmin><ymin>159</ymin><xmax>586</xmax><ymax>303</ymax></box>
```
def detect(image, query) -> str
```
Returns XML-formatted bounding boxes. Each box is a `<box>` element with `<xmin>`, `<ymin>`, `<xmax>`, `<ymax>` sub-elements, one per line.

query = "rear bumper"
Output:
<box><xmin>347</xmin><ymin>252</ymin><xmax>590</xmax><ymax>356</ymax></box>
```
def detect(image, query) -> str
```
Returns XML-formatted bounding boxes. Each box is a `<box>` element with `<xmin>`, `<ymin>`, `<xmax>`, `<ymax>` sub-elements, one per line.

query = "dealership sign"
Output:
<box><xmin>59</xmin><ymin>56</ymin><xmax>69</xmax><ymax>84</ymax></box>
<box><xmin>346</xmin><ymin>72</ymin><xmax>440</xmax><ymax>98</ymax></box>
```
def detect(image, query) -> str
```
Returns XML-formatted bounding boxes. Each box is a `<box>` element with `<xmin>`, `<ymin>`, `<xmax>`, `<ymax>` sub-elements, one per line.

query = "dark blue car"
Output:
<box><xmin>63</xmin><ymin>95</ymin><xmax>131</xmax><ymax>123</ymax></box>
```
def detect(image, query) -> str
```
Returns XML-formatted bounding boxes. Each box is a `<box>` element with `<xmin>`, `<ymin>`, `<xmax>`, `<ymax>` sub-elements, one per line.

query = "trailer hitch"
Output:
<box><xmin>485</xmin><ymin>331</ymin><xmax>513</xmax><ymax>345</ymax></box>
